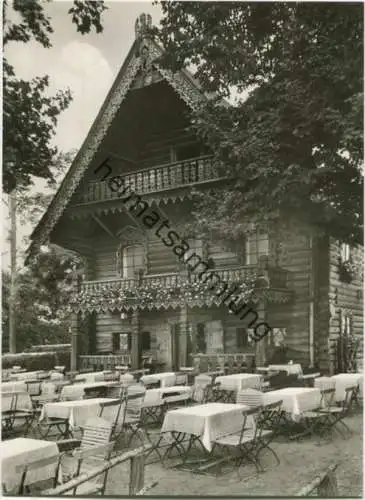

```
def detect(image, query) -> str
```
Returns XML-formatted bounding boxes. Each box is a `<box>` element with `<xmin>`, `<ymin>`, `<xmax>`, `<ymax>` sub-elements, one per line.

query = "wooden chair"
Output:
<box><xmin>213</xmin><ymin>401</ymin><xmax>282</xmax><ymax>473</ymax></box>
<box><xmin>190</xmin><ymin>375</ymin><xmax>213</xmax><ymax>404</ymax></box>
<box><xmin>236</xmin><ymin>388</ymin><xmax>264</xmax><ymax>409</ymax></box>
<box><xmin>318</xmin><ymin>386</ymin><xmax>355</xmax><ymax>438</ymax></box>
<box><xmin>68</xmin><ymin>442</ymin><xmax>115</xmax><ymax>496</ymax></box>
<box><xmin>1</xmin><ymin>393</ymin><xmax>34</xmax><ymax>438</ymax></box>
<box><xmin>15</xmin><ymin>454</ymin><xmax>62</xmax><ymax>495</ymax></box>
<box><xmin>57</xmin><ymin>417</ymin><xmax>114</xmax><ymax>453</ymax></box>
<box><xmin>98</xmin><ymin>398</ymin><xmax>126</xmax><ymax>439</ymax></box>
<box><xmin>36</xmin><ymin>400</ymin><xmax>71</xmax><ymax>440</ymax></box>
<box><xmin>175</xmin><ymin>372</ymin><xmax>188</xmax><ymax>385</ymax></box>
<box><xmin>268</xmin><ymin>370</ymin><xmax>288</xmax><ymax>389</ymax></box>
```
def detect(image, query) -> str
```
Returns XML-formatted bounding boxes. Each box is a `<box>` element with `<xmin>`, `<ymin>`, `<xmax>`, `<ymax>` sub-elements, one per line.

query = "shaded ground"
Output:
<box><xmin>104</xmin><ymin>413</ymin><xmax>363</xmax><ymax>497</ymax></box>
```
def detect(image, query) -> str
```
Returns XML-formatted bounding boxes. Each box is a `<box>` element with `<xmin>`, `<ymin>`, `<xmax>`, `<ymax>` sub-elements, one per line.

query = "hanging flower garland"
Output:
<box><xmin>69</xmin><ymin>272</ymin><xmax>258</xmax><ymax>313</ymax></box>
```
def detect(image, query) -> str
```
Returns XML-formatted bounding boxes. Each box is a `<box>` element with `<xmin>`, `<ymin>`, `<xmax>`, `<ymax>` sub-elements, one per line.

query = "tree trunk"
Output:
<box><xmin>9</xmin><ymin>191</ymin><xmax>17</xmax><ymax>353</ymax></box>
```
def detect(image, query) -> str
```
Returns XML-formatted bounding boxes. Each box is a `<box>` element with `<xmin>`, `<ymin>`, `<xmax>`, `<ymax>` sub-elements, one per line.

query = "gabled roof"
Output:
<box><xmin>27</xmin><ymin>23</ymin><xmax>214</xmax><ymax>261</ymax></box>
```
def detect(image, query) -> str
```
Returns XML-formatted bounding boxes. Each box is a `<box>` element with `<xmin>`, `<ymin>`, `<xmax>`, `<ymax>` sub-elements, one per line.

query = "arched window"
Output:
<box><xmin>121</xmin><ymin>244</ymin><xmax>145</xmax><ymax>278</ymax></box>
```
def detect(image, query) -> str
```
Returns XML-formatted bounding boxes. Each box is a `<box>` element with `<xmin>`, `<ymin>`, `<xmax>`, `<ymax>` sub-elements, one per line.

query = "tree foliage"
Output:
<box><xmin>155</xmin><ymin>2</ymin><xmax>363</xmax><ymax>244</ymax></box>
<box><xmin>2</xmin><ymin>151</ymin><xmax>84</xmax><ymax>352</ymax></box>
<box><xmin>2</xmin><ymin>248</ymin><xmax>83</xmax><ymax>352</ymax></box>
<box><xmin>3</xmin><ymin>0</ymin><xmax>107</xmax><ymax>193</ymax></box>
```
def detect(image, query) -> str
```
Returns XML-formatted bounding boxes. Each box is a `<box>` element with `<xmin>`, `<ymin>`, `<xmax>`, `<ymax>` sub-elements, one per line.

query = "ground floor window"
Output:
<box><xmin>141</xmin><ymin>331</ymin><xmax>151</xmax><ymax>350</ymax></box>
<box><xmin>236</xmin><ymin>327</ymin><xmax>248</xmax><ymax>348</ymax></box>
<box><xmin>113</xmin><ymin>332</ymin><xmax>131</xmax><ymax>353</ymax></box>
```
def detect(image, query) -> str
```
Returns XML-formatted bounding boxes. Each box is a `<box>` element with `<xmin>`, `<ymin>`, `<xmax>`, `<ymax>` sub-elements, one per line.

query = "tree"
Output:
<box><xmin>3</xmin><ymin>151</ymin><xmax>83</xmax><ymax>353</ymax></box>
<box><xmin>154</xmin><ymin>2</ymin><xmax>363</xmax><ymax>244</ymax></box>
<box><xmin>2</xmin><ymin>248</ymin><xmax>84</xmax><ymax>352</ymax></box>
<box><xmin>3</xmin><ymin>0</ymin><xmax>108</xmax><ymax>193</ymax></box>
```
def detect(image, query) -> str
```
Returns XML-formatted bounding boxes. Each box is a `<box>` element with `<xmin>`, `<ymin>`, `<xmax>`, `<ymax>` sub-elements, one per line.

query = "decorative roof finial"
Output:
<box><xmin>135</xmin><ymin>13</ymin><xmax>152</xmax><ymax>39</ymax></box>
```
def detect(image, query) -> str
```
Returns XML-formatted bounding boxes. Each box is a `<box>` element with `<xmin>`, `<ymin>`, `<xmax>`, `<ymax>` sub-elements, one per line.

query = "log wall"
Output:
<box><xmin>328</xmin><ymin>239</ymin><xmax>363</xmax><ymax>372</ymax></box>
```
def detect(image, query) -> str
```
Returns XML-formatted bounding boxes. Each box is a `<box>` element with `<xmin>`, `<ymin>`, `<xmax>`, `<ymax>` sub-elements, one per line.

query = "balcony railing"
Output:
<box><xmin>73</xmin><ymin>155</ymin><xmax>225</xmax><ymax>205</ymax></box>
<box><xmin>81</xmin><ymin>266</ymin><xmax>288</xmax><ymax>295</ymax></box>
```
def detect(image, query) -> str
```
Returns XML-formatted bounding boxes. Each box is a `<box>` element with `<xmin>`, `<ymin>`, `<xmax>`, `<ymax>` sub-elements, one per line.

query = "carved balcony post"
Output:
<box><xmin>131</xmin><ymin>310</ymin><xmax>141</xmax><ymax>370</ymax></box>
<box><xmin>70</xmin><ymin>266</ymin><xmax>82</xmax><ymax>372</ymax></box>
<box><xmin>179</xmin><ymin>305</ymin><xmax>189</xmax><ymax>368</ymax></box>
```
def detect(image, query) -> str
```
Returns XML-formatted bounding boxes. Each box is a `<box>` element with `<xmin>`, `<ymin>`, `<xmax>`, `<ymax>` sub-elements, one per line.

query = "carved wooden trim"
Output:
<box><xmin>29</xmin><ymin>37</ymin><xmax>209</xmax><ymax>257</ymax></box>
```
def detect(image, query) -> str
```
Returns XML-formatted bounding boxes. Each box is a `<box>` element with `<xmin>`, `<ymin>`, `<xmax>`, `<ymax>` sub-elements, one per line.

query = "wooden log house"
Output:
<box><xmin>28</xmin><ymin>14</ymin><xmax>363</xmax><ymax>375</ymax></box>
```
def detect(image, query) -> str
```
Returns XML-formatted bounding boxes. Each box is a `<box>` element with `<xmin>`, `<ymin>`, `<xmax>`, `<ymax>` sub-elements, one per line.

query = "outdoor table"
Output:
<box><xmin>330</xmin><ymin>373</ymin><xmax>363</xmax><ymax>402</ymax></box>
<box><xmin>1</xmin><ymin>381</ymin><xmax>27</xmax><ymax>393</ymax></box>
<box><xmin>215</xmin><ymin>373</ymin><xmax>263</xmax><ymax>391</ymax></box>
<box><xmin>60</xmin><ymin>381</ymin><xmax>120</xmax><ymax>401</ymax></box>
<box><xmin>74</xmin><ymin>371</ymin><xmax>108</xmax><ymax>383</ymax></box>
<box><xmin>40</xmin><ymin>397</ymin><xmax>119</xmax><ymax>430</ymax></box>
<box><xmin>50</xmin><ymin>372</ymin><xmax>65</xmax><ymax>381</ymax></box>
<box><xmin>9</xmin><ymin>370</ymin><xmax>47</xmax><ymax>381</ymax></box>
<box><xmin>263</xmin><ymin>387</ymin><xmax>321</xmax><ymax>420</ymax></box>
<box><xmin>161</xmin><ymin>402</ymin><xmax>253</xmax><ymax>453</ymax></box>
<box><xmin>268</xmin><ymin>364</ymin><xmax>303</xmax><ymax>376</ymax></box>
<box><xmin>140</xmin><ymin>372</ymin><xmax>176</xmax><ymax>388</ymax></box>
<box><xmin>1</xmin><ymin>438</ymin><xmax>61</xmax><ymax>493</ymax></box>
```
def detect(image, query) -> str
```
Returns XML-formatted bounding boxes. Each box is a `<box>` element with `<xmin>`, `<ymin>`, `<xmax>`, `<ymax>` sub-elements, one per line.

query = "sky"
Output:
<box><xmin>3</xmin><ymin>0</ymin><xmax>163</xmax><ymax>269</ymax></box>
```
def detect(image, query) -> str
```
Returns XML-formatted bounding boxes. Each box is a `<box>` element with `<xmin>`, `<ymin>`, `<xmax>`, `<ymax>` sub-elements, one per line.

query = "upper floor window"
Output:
<box><xmin>340</xmin><ymin>243</ymin><xmax>351</xmax><ymax>263</ymax></box>
<box><xmin>245</xmin><ymin>230</ymin><xmax>269</xmax><ymax>265</ymax></box>
<box><xmin>170</xmin><ymin>143</ymin><xmax>209</xmax><ymax>163</ymax></box>
<box><xmin>120</xmin><ymin>244</ymin><xmax>145</xmax><ymax>278</ymax></box>
<box><xmin>183</xmin><ymin>238</ymin><xmax>204</xmax><ymax>265</ymax></box>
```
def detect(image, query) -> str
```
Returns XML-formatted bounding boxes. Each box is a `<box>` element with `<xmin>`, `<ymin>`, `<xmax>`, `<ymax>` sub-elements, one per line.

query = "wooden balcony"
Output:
<box><xmin>81</xmin><ymin>266</ymin><xmax>289</xmax><ymax>295</ymax></box>
<box><xmin>73</xmin><ymin>155</ymin><xmax>225</xmax><ymax>205</ymax></box>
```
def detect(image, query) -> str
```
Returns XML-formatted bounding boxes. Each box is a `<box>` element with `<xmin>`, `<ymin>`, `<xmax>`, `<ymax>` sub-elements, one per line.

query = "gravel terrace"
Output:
<box><xmin>104</xmin><ymin>412</ymin><xmax>363</xmax><ymax>497</ymax></box>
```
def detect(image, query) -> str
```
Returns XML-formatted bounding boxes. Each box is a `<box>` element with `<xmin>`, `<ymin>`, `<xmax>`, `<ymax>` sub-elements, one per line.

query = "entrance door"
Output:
<box><xmin>205</xmin><ymin>320</ymin><xmax>224</xmax><ymax>353</ymax></box>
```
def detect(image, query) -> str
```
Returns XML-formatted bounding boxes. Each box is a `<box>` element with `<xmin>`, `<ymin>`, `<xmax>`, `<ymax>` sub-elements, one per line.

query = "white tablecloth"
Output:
<box><xmin>9</xmin><ymin>371</ymin><xmax>47</xmax><ymax>381</ymax></box>
<box><xmin>1</xmin><ymin>381</ymin><xmax>27</xmax><ymax>393</ymax></box>
<box><xmin>215</xmin><ymin>373</ymin><xmax>263</xmax><ymax>391</ymax></box>
<box><xmin>1</xmin><ymin>438</ymin><xmax>60</xmax><ymax>492</ymax></box>
<box><xmin>161</xmin><ymin>402</ymin><xmax>252</xmax><ymax>452</ymax></box>
<box><xmin>143</xmin><ymin>386</ymin><xmax>192</xmax><ymax>407</ymax></box>
<box><xmin>141</xmin><ymin>372</ymin><xmax>176</xmax><ymax>388</ymax></box>
<box><xmin>40</xmin><ymin>398</ymin><xmax>119</xmax><ymax>429</ymax></box>
<box><xmin>330</xmin><ymin>373</ymin><xmax>363</xmax><ymax>401</ymax></box>
<box><xmin>74</xmin><ymin>371</ymin><xmax>107</xmax><ymax>383</ymax></box>
<box><xmin>1</xmin><ymin>391</ymin><xmax>33</xmax><ymax>412</ymax></box>
<box><xmin>263</xmin><ymin>387</ymin><xmax>321</xmax><ymax>419</ymax></box>
<box><xmin>60</xmin><ymin>382</ymin><xmax>120</xmax><ymax>401</ymax></box>
<box><xmin>268</xmin><ymin>364</ymin><xmax>303</xmax><ymax>376</ymax></box>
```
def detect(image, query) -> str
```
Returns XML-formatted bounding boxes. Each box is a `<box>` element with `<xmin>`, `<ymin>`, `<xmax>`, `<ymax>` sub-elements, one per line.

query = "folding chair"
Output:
<box><xmin>318</xmin><ymin>386</ymin><xmax>355</xmax><ymax>438</ymax></box>
<box><xmin>68</xmin><ymin>442</ymin><xmax>115</xmax><ymax>495</ymax></box>
<box><xmin>236</xmin><ymin>388</ymin><xmax>264</xmax><ymax>409</ymax></box>
<box><xmin>57</xmin><ymin>417</ymin><xmax>114</xmax><ymax>458</ymax></box>
<box><xmin>15</xmin><ymin>454</ymin><xmax>62</xmax><ymax>495</ymax></box>
<box><xmin>269</xmin><ymin>371</ymin><xmax>289</xmax><ymax>389</ymax></box>
<box><xmin>212</xmin><ymin>403</ymin><xmax>281</xmax><ymax>474</ymax></box>
<box><xmin>98</xmin><ymin>397</ymin><xmax>126</xmax><ymax>440</ymax></box>
<box><xmin>190</xmin><ymin>375</ymin><xmax>212</xmax><ymax>404</ymax></box>
<box><xmin>1</xmin><ymin>393</ymin><xmax>34</xmax><ymax>438</ymax></box>
<box><xmin>175</xmin><ymin>372</ymin><xmax>188</xmax><ymax>386</ymax></box>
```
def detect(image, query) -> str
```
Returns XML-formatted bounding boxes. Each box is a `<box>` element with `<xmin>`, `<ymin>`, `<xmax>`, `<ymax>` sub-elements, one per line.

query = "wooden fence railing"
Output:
<box><xmin>41</xmin><ymin>445</ymin><xmax>157</xmax><ymax>496</ymax></box>
<box><xmin>296</xmin><ymin>463</ymin><xmax>339</xmax><ymax>496</ymax></box>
